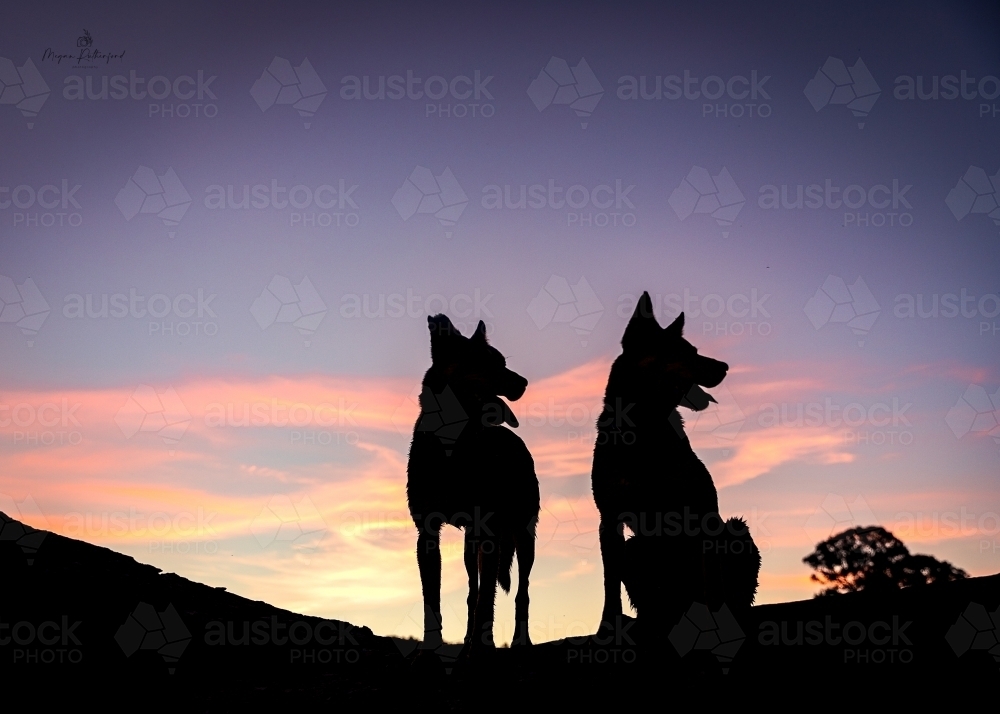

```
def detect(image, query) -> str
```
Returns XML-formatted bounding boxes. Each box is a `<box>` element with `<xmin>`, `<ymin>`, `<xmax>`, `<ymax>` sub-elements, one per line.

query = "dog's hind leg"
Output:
<box><xmin>598</xmin><ymin>515</ymin><xmax>626</xmax><ymax>627</ymax></box>
<box><xmin>463</xmin><ymin>527</ymin><xmax>479</xmax><ymax>646</ymax></box>
<box><xmin>416</xmin><ymin>525</ymin><xmax>443</xmax><ymax>649</ymax></box>
<box><xmin>511</xmin><ymin>525</ymin><xmax>535</xmax><ymax>646</ymax></box>
<box><xmin>471</xmin><ymin>536</ymin><xmax>500</xmax><ymax>651</ymax></box>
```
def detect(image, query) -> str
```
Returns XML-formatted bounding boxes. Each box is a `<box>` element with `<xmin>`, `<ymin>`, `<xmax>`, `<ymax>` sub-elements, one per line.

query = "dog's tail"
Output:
<box><xmin>719</xmin><ymin>516</ymin><xmax>762</xmax><ymax>609</ymax></box>
<box><xmin>498</xmin><ymin>532</ymin><xmax>515</xmax><ymax>594</ymax></box>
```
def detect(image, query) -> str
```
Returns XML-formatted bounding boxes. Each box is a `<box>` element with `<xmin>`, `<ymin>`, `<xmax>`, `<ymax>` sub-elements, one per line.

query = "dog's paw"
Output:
<box><xmin>510</xmin><ymin>623</ymin><xmax>533</xmax><ymax>647</ymax></box>
<box><xmin>410</xmin><ymin>648</ymin><xmax>446</xmax><ymax>675</ymax></box>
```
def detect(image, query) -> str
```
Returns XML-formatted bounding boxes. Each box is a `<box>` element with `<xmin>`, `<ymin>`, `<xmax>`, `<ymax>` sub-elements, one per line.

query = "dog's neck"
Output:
<box><xmin>601</xmin><ymin>366</ymin><xmax>696</xmax><ymax>453</ymax></box>
<box><xmin>420</xmin><ymin>368</ymin><xmax>504</xmax><ymax>434</ymax></box>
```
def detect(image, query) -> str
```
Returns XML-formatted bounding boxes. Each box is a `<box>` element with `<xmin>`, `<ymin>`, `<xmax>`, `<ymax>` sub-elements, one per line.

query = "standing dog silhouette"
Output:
<box><xmin>407</xmin><ymin>315</ymin><xmax>539</xmax><ymax>656</ymax></box>
<box><xmin>592</xmin><ymin>293</ymin><xmax>760</xmax><ymax>636</ymax></box>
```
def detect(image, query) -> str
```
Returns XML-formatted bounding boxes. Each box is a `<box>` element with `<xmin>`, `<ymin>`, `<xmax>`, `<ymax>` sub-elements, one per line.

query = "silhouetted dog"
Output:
<box><xmin>407</xmin><ymin>315</ymin><xmax>540</xmax><ymax>656</ymax></box>
<box><xmin>591</xmin><ymin>293</ymin><xmax>760</xmax><ymax>635</ymax></box>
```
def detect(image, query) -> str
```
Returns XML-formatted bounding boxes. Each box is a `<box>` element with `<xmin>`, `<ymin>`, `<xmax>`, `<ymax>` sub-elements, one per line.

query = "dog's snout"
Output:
<box><xmin>698</xmin><ymin>359</ymin><xmax>729</xmax><ymax>388</ymax></box>
<box><xmin>501</xmin><ymin>370</ymin><xmax>528</xmax><ymax>401</ymax></box>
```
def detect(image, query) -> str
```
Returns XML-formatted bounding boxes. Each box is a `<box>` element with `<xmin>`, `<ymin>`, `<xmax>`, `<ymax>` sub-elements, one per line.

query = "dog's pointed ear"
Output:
<box><xmin>622</xmin><ymin>291</ymin><xmax>660</xmax><ymax>352</ymax></box>
<box><xmin>664</xmin><ymin>312</ymin><xmax>685</xmax><ymax>338</ymax></box>
<box><xmin>471</xmin><ymin>320</ymin><xmax>488</xmax><ymax>344</ymax></box>
<box><xmin>428</xmin><ymin>314</ymin><xmax>461</xmax><ymax>360</ymax></box>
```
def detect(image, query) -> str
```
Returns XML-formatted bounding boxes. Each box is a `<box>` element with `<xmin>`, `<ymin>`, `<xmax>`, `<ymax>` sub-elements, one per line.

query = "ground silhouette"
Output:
<box><xmin>2</xmin><ymin>512</ymin><xmax>999</xmax><ymax>704</ymax></box>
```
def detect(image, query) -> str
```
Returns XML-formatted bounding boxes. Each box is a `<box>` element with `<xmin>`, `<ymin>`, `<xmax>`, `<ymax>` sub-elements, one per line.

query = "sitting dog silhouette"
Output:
<box><xmin>591</xmin><ymin>293</ymin><xmax>760</xmax><ymax>636</ymax></box>
<box><xmin>407</xmin><ymin>315</ymin><xmax>539</xmax><ymax>656</ymax></box>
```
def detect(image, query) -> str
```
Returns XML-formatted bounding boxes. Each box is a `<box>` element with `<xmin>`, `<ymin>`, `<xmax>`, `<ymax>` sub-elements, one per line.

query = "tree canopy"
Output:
<box><xmin>803</xmin><ymin>526</ymin><xmax>968</xmax><ymax>596</ymax></box>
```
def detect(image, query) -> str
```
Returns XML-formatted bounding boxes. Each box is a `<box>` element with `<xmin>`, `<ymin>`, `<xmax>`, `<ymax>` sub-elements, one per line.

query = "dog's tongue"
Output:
<box><xmin>680</xmin><ymin>385</ymin><xmax>717</xmax><ymax>412</ymax></box>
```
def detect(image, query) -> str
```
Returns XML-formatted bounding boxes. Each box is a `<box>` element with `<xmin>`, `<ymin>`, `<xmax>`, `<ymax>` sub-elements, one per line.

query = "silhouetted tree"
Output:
<box><xmin>803</xmin><ymin>526</ymin><xmax>967</xmax><ymax>596</ymax></box>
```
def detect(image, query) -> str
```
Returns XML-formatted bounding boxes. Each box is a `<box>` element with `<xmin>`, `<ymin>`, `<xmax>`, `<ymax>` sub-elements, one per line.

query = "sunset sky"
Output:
<box><xmin>1</xmin><ymin>1</ymin><xmax>998</xmax><ymax>644</ymax></box>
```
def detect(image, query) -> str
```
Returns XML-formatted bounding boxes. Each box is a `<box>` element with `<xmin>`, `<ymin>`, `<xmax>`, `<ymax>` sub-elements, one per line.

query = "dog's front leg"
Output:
<box><xmin>463</xmin><ymin>527</ymin><xmax>479</xmax><ymax>646</ymax></box>
<box><xmin>599</xmin><ymin>516</ymin><xmax>626</xmax><ymax>627</ymax></box>
<box><xmin>416</xmin><ymin>526</ymin><xmax>443</xmax><ymax>649</ymax></box>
